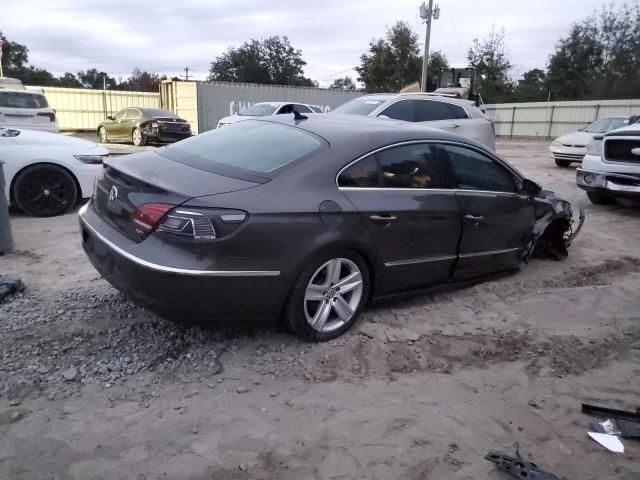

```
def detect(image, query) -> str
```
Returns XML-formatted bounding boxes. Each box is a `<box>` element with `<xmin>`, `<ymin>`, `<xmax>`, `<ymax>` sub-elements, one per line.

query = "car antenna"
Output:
<box><xmin>293</xmin><ymin>111</ymin><xmax>308</xmax><ymax>121</ymax></box>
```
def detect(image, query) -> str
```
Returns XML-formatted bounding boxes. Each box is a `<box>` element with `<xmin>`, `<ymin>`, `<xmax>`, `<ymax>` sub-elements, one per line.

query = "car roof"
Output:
<box><xmin>251</xmin><ymin>112</ymin><xmax>486</xmax><ymax>152</ymax></box>
<box><xmin>0</xmin><ymin>89</ymin><xmax>45</xmax><ymax>96</ymax></box>
<box><xmin>355</xmin><ymin>92</ymin><xmax>477</xmax><ymax>108</ymax></box>
<box><xmin>253</xmin><ymin>101</ymin><xmax>316</xmax><ymax>107</ymax></box>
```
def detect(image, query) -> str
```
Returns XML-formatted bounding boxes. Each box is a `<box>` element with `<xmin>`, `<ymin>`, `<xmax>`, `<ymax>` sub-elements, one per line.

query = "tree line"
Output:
<box><xmin>2</xmin><ymin>2</ymin><xmax>639</xmax><ymax>102</ymax></box>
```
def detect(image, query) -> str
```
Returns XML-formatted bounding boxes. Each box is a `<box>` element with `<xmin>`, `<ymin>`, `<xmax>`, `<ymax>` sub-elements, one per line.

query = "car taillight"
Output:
<box><xmin>37</xmin><ymin>112</ymin><xmax>56</xmax><ymax>122</ymax></box>
<box><xmin>131</xmin><ymin>203</ymin><xmax>175</xmax><ymax>232</ymax></box>
<box><xmin>183</xmin><ymin>123</ymin><xmax>191</xmax><ymax>129</ymax></box>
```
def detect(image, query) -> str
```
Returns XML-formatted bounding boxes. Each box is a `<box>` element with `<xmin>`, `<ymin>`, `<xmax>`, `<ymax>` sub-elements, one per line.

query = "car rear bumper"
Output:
<box><xmin>143</xmin><ymin>126</ymin><xmax>192</xmax><ymax>143</ymax></box>
<box><xmin>576</xmin><ymin>168</ymin><xmax>640</xmax><ymax>198</ymax></box>
<box><xmin>78</xmin><ymin>202</ymin><xmax>287</xmax><ymax>321</ymax></box>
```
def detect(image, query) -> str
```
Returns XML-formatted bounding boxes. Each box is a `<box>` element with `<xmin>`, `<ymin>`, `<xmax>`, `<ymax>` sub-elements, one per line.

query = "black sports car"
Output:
<box><xmin>97</xmin><ymin>107</ymin><xmax>192</xmax><ymax>146</ymax></box>
<box><xmin>80</xmin><ymin>113</ymin><xmax>582</xmax><ymax>341</ymax></box>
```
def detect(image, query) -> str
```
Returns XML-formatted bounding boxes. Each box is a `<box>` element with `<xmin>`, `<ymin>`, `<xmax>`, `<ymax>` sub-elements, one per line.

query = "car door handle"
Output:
<box><xmin>449</xmin><ymin>123</ymin><xmax>460</xmax><ymax>128</ymax></box>
<box><xmin>370</xmin><ymin>214</ymin><xmax>397</xmax><ymax>222</ymax></box>
<box><xmin>464</xmin><ymin>214</ymin><xmax>484</xmax><ymax>224</ymax></box>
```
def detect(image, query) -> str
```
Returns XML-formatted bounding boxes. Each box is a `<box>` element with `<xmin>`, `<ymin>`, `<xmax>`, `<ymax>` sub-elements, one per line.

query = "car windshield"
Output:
<box><xmin>583</xmin><ymin>117</ymin><xmax>628</xmax><ymax>133</ymax></box>
<box><xmin>141</xmin><ymin>108</ymin><xmax>176</xmax><ymax>117</ymax></box>
<box><xmin>0</xmin><ymin>91</ymin><xmax>49</xmax><ymax>108</ymax></box>
<box><xmin>332</xmin><ymin>97</ymin><xmax>387</xmax><ymax>115</ymax></box>
<box><xmin>238</xmin><ymin>103</ymin><xmax>279</xmax><ymax>116</ymax></box>
<box><xmin>160</xmin><ymin>120</ymin><xmax>324</xmax><ymax>175</ymax></box>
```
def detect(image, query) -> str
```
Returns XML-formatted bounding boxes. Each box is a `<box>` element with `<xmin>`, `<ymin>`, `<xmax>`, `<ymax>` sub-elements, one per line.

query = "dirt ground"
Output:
<box><xmin>1</xmin><ymin>139</ymin><xmax>640</xmax><ymax>480</ymax></box>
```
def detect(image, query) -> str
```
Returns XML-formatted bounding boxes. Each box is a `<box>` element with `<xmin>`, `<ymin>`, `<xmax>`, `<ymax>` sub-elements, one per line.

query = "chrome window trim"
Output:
<box><xmin>338</xmin><ymin>186</ymin><xmax>522</xmax><ymax>197</ymax></box>
<box><xmin>336</xmin><ymin>139</ymin><xmax>523</xmax><ymax>190</ymax></box>
<box><xmin>384</xmin><ymin>255</ymin><xmax>457</xmax><ymax>267</ymax></box>
<box><xmin>79</xmin><ymin>212</ymin><xmax>280</xmax><ymax>277</ymax></box>
<box><xmin>459</xmin><ymin>247</ymin><xmax>521</xmax><ymax>258</ymax></box>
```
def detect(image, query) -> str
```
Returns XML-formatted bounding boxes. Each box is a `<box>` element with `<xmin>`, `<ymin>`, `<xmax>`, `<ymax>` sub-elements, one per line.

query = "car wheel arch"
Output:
<box><xmin>10</xmin><ymin>161</ymin><xmax>81</xmax><ymax>203</ymax></box>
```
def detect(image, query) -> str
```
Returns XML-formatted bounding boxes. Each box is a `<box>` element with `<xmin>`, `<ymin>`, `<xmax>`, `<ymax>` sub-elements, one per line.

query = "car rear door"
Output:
<box><xmin>438</xmin><ymin>143</ymin><xmax>535</xmax><ymax>280</ymax></box>
<box><xmin>338</xmin><ymin>142</ymin><xmax>461</xmax><ymax>294</ymax></box>
<box><xmin>121</xmin><ymin>108</ymin><xmax>140</xmax><ymax>140</ymax></box>
<box><xmin>413</xmin><ymin>100</ymin><xmax>488</xmax><ymax>143</ymax></box>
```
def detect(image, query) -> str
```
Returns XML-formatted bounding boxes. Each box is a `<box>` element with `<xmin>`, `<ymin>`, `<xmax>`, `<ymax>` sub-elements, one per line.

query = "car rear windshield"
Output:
<box><xmin>160</xmin><ymin>120</ymin><xmax>324</xmax><ymax>177</ymax></box>
<box><xmin>332</xmin><ymin>97</ymin><xmax>388</xmax><ymax>115</ymax></box>
<box><xmin>238</xmin><ymin>103</ymin><xmax>279</xmax><ymax>116</ymax></box>
<box><xmin>0</xmin><ymin>91</ymin><xmax>49</xmax><ymax>109</ymax></box>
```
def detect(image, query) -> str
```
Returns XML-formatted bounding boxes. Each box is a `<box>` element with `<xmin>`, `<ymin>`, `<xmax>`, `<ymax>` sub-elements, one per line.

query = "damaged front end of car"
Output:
<box><xmin>523</xmin><ymin>190</ymin><xmax>585</xmax><ymax>262</ymax></box>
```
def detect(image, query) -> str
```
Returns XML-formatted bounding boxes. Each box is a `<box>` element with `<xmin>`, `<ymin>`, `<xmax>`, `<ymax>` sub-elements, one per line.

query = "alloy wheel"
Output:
<box><xmin>99</xmin><ymin>127</ymin><xmax>108</xmax><ymax>143</ymax></box>
<box><xmin>14</xmin><ymin>166</ymin><xmax>77</xmax><ymax>216</ymax></box>
<box><xmin>132</xmin><ymin>128</ymin><xmax>142</xmax><ymax>146</ymax></box>
<box><xmin>304</xmin><ymin>258</ymin><xmax>364</xmax><ymax>333</ymax></box>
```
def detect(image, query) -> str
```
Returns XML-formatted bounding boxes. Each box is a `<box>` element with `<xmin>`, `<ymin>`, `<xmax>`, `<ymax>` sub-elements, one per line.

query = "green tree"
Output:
<box><xmin>356</xmin><ymin>21</ymin><xmax>422</xmax><ymax>92</ymax></box>
<box><xmin>514</xmin><ymin>68</ymin><xmax>548</xmax><ymax>102</ymax></box>
<box><xmin>57</xmin><ymin>72</ymin><xmax>82</xmax><ymax>88</ymax></box>
<box><xmin>467</xmin><ymin>27</ymin><xmax>514</xmax><ymax>103</ymax></box>
<box><xmin>426</xmin><ymin>51</ymin><xmax>449</xmax><ymax>91</ymax></box>
<box><xmin>330</xmin><ymin>76</ymin><xmax>356</xmax><ymax>90</ymax></box>
<box><xmin>77</xmin><ymin>69</ymin><xmax>117</xmax><ymax>89</ymax></box>
<box><xmin>0</xmin><ymin>31</ymin><xmax>29</xmax><ymax>75</ymax></box>
<box><xmin>120</xmin><ymin>68</ymin><xmax>165</xmax><ymax>92</ymax></box>
<box><xmin>208</xmin><ymin>36</ymin><xmax>314</xmax><ymax>86</ymax></box>
<box><xmin>546</xmin><ymin>3</ymin><xmax>640</xmax><ymax>100</ymax></box>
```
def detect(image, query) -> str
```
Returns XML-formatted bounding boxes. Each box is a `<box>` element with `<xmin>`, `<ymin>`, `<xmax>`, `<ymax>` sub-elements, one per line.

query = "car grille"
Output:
<box><xmin>605</xmin><ymin>139</ymin><xmax>640</xmax><ymax>163</ymax></box>
<box><xmin>553</xmin><ymin>153</ymin><xmax>585</xmax><ymax>161</ymax></box>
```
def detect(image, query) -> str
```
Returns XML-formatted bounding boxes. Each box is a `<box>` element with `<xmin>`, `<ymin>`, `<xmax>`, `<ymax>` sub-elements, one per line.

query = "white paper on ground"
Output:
<box><xmin>588</xmin><ymin>432</ymin><xmax>624</xmax><ymax>453</ymax></box>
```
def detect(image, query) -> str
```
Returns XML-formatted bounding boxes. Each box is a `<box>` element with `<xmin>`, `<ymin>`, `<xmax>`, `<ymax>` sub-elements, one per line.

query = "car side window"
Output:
<box><xmin>414</xmin><ymin>100</ymin><xmax>459</xmax><ymax>122</ymax></box>
<box><xmin>378</xmin><ymin>100</ymin><xmax>416</xmax><ymax>122</ymax></box>
<box><xmin>113</xmin><ymin>110</ymin><xmax>126</xmax><ymax>121</ymax></box>
<box><xmin>446</xmin><ymin>103</ymin><xmax>469</xmax><ymax>120</ymax></box>
<box><xmin>293</xmin><ymin>104</ymin><xmax>312</xmax><ymax>113</ymax></box>
<box><xmin>338</xmin><ymin>156</ymin><xmax>379</xmax><ymax>187</ymax></box>
<box><xmin>124</xmin><ymin>108</ymin><xmax>139</xmax><ymax>120</ymax></box>
<box><xmin>441</xmin><ymin>145</ymin><xmax>516</xmax><ymax>193</ymax></box>
<box><xmin>378</xmin><ymin>144</ymin><xmax>442</xmax><ymax>188</ymax></box>
<box><xmin>277</xmin><ymin>104</ymin><xmax>293</xmax><ymax>114</ymax></box>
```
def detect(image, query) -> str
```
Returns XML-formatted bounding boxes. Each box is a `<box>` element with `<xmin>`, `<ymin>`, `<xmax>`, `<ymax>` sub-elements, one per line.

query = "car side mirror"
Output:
<box><xmin>107</xmin><ymin>115</ymin><xmax>114</xmax><ymax>120</ymax></box>
<box><xmin>522</xmin><ymin>178</ymin><xmax>542</xmax><ymax>196</ymax></box>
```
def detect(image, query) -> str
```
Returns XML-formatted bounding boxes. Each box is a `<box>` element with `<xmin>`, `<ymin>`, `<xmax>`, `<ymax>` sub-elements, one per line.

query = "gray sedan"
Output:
<box><xmin>79</xmin><ymin>113</ymin><xmax>579</xmax><ymax>341</ymax></box>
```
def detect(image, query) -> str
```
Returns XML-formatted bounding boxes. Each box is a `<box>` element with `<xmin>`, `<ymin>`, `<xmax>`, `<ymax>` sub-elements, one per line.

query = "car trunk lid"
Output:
<box><xmin>93</xmin><ymin>150</ymin><xmax>260</xmax><ymax>242</ymax></box>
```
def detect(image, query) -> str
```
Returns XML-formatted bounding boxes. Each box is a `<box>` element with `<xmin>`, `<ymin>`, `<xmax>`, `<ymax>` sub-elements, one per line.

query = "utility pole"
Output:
<box><xmin>183</xmin><ymin>66</ymin><xmax>191</xmax><ymax>81</ymax></box>
<box><xmin>419</xmin><ymin>0</ymin><xmax>440</xmax><ymax>92</ymax></box>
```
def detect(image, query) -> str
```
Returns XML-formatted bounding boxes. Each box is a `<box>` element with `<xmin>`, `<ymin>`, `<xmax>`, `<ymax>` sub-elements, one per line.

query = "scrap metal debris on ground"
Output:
<box><xmin>485</xmin><ymin>451</ymin><xmax>567</xmax><ymax>480</ymax></box>
<box><xmin>0</xmin><ymin>274</ymin><xmax>24</xmax><ymax>303</ymax></box>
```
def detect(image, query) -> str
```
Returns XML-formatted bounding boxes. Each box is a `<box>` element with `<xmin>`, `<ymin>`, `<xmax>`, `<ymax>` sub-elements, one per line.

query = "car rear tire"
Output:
<box><xmin>13</xmin><ymin>164</ymin><xmax>78</xmax><ymax>217</ymax></box>
<box><xmin>283</xmin><ymin>252</ymin><xmax>370</xmax><ymax>342</ymax></box>
<box><xmin>587</xmin><ymin>190</ymin><xmax>615</xmax><ymax>205</ymax></box>
<box><xmin>555</xmin><ymin>159</ymin><xmax>572</xmax><ymax>168</ymax></box>
<box><xmin>132</xmin><ymin>128</ymin><xmax>147</xmax><ymax>146</ymax></box>
<box><xmin>98</xmin><ymin>127</ymin><xmax>109</xmax><ymax>143</ymax></box>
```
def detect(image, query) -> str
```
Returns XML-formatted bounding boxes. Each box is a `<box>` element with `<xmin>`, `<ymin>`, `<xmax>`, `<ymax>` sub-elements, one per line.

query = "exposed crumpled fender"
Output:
<box><xmin>522</xmin><ymin>189</ymin><xmax>585</xmax><ymax>262</ymax></box>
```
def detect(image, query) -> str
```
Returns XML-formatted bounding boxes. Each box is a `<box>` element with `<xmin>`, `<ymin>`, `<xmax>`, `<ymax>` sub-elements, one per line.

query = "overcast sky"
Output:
<box><xmin>2</xmin><ymin>0</ymin><xmax>623</xmax><ymax>86</ymax></box>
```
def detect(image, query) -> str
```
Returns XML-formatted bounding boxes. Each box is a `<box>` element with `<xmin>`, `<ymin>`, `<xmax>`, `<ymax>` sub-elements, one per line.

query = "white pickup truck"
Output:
<box><xmin>577</xmin><ymin>123</ymin><xmax>640</xmax><ymax>204</ymax></box>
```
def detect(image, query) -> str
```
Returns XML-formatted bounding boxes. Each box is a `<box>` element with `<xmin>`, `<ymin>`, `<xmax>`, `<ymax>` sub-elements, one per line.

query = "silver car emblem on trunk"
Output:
<box><xmin>109</xmin><ymin>186</ymin><xmax>118</xmax><ymax>203</ymax></box>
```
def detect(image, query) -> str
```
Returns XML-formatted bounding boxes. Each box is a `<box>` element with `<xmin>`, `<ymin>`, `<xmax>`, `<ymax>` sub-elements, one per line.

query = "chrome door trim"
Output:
<box><xmin>79</xmin><ymin>212</ymin><xmax>280</xmax><ymax>277</ymax></box>
<box><xmin>384</xmin><ymin>254</ymin><xmax>457</xmax><ymax>268</ymax></box>
<box><xmin>459</xmin><ymin>247</ymin><xmax>521</xmax><ymax>259</ymax></box>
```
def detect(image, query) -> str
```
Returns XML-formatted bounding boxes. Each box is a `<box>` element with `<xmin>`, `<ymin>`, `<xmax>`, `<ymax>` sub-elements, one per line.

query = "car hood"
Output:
<box><xmin>554</xmin><ymin>131</ymin><xmax>595</xmax><ymax>147</ymax></box>
<box><xmin>10</xmin><ymin>129</ymin><xmax>104</xmax><ymax>150</ymax></box>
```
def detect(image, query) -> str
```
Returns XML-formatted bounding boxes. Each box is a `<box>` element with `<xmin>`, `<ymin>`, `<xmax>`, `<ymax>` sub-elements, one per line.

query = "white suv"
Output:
<box><xmin>577</xmin><ymin>123</ymin><xmax>640</xmax><ymax>204</ymax></box>
<box><xmin>0</xmin><ymin>89</ymin><xmax>59</xmax><ymax>134</ymax></box>
<box><xmin>331</xmin><ymin>93</ymin><xmax>496</xmax><ymax>150</ymax></box>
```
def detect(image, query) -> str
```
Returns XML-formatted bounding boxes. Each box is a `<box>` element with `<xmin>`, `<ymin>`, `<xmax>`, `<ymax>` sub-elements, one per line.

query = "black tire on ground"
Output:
<box><xmin>13</xmin><ymin>164</ymin><xmax>78</xmax><ymax>217</ymax></box>
<box><xmin>555</xmin><ymin>159</ymin><xmax>572</xmax><ymax>168</ymax></box>
<box><xmin>283</xmin><ymin>251</ymin><xmax>370</xmax><ymax>342</ymax></box>
<box><xmin>132</xmin><ymin>128</ymin><xmax>147</xmax><ymax>146</ymax></box>
<box><xmin>98</xmin><ymin>127</ymin><xmax>109</xmax><ymax>143</ymax></box>
<box><xmin>587</xmin><ymin>190</ymin><xmax>616</xmax><ymax>205</ymax></box>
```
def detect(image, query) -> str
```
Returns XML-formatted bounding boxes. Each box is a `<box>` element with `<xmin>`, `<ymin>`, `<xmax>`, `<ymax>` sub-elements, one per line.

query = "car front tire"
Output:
<box><xmin>98</xmin><ymin>127</ymin><xmax>109</xmax><ymax>143</ymax></box>
<box><xmin>587</xmin><ymin>190</ymin><xmax>615</xmax><ymax>205</ymax></box>
<box><xmin>284</xmin><ymin>251</ymin><xmax>370</xmax><ymax>342</ymax></box>
<box><xmin>13</xmin><ymin>164</ymin><xmax>78</xmax><ymax>217</ymax></box>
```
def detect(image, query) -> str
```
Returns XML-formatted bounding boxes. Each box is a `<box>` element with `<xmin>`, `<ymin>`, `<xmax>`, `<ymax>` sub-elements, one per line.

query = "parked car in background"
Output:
<box><xmin>549</xmin><ymin>116</ymin><xmax>631</xmax><ymax>167</ymax></box>
<box><xmin>216</xmin><ymin>102</ymin><xmax>323</xmax><ymax>128</ymax></box>
<box><xmin>97</xmin><ymin>108</ymin><xmax>192</xmax><ymax>146</ymax></box>
<box><xmin>577</xmin><ymin>123</ymin><xmax>640</xmax><ymax>204</ymax></box>
<box><xmin>79</xmin><ymin>114</ymin><xmax>579</xmax><ymax>341</ymax></box>
<box><xmin>0</xmin><ymin>77</ymin><xmax>26</xmax><ymax>90</ymax></box>
<box><xmin>0</xmin><ymin>89</ymin><xmax>59</xmax><ymax>134</ymax></box>
<box><xmin>1</xmin><ymin>128</ymin><xmax>108</xmax><ymax>216</ymax></box>
<box><xmin>331</xmin><ymin>93</ymin><xmax>496</xmax><ymax>150</ymax></box>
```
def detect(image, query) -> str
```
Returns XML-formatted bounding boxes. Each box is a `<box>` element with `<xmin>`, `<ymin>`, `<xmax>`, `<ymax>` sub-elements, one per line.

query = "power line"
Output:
<box><xmin>317</xmin><ymin>67</ymin><xmax>358</xmax><ymax>81</ymax></box>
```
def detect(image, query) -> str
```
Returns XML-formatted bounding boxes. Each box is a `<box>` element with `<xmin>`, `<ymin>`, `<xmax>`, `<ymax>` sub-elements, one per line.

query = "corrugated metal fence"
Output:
<box><xmin>195</xmin><ymin>81</ymin><xmax>362</xmax><ymax>132</ymax></box>
<box><xmin>25</xmin><ymin>86</ymin><xmax>160</xmax><ymax>131</ymax></box>
<box><xmin>486</xmin><ymin>99</ymin><xmax>640</xmax><ymax>138</ymax></box>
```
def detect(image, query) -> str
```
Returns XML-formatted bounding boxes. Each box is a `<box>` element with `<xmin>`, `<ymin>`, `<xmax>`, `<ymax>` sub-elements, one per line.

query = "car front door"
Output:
<box><xmin>438</xmin><ymin>143</ymin><xmax>535</xmax><ymax>280</ymax></box>
<box><xmin>338</xmin><ymin>142</ymin><xmax>461</xmax><ymax>294</ymax></box>
<box><xmin>121</xmin><ymin>108</ymin><xmax>139</xmax><ymax>141</ymax></box>
<box><xmin>108</xmin><ymin>109</ymin><xmax>127</xmax><ymax>139</ymax></box>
